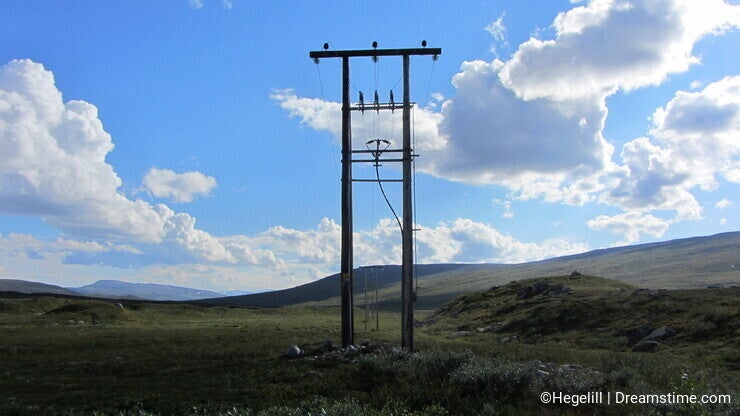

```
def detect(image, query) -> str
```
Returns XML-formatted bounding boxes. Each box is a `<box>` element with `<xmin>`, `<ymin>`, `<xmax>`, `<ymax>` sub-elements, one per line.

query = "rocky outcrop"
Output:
<box><xmin>517</xmin><ymin>281</ymin><xmax>573</xmax><ymax>300</ymax></box>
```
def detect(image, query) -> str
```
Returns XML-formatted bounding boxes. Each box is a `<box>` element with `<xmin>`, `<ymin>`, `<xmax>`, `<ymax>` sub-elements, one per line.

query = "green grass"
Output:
<box><xmin>0</xmin><ymin>281</ymin><xmax>738</xmax><ymax>415</ymax></box>
<box><xmin>0</xmin><ymin>297</ymin><xmax>406</xmax><ymax>414</ymax></box>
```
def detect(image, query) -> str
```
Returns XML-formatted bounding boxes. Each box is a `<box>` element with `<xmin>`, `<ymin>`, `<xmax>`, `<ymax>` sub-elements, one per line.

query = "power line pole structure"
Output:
<box><xmin>310</xmin><ymin>42</ymin><xmax>441</xmax><ymax>351</ymax></box>
<box><xmin>360</xmin><ymin>265</ymin><xmax>384</xmax><ymax>331</ymax></box>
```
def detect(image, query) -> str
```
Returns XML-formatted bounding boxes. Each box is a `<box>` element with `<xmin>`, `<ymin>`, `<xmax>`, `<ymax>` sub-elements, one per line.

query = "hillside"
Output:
<box><xmin>0</xmin><ymin>279</ymin><xmax>77</xmax><ymax>296</ymax></box>
<box><xmin>431</xmin><ymin>274</ymin><xmax>739</xmax><ymax>370</ymax></box>
<box><xmin>72</xmin><ymin>280</ymin><xmax>223</xmax><ymax>301</ymax></box>
<box><xmin>197</xmin><ymin>264</ymin><xmax>484</xmax><ymax>307</ymax></box>
<box><xmin>406</xmin><ymin>231</ymin><xmax>739</xmax><ymax>308</ymax></box>
<box><xmin>199</xmin><ymin>231</ymin><xmax>739</xmax><ymax>309</ymax></box>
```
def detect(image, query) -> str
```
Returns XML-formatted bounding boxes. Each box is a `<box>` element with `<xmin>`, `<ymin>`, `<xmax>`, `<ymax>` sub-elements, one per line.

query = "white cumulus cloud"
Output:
<box><xmin>143</xmin><ymin>168</ymin><xmax>217</xmax><ymax>203</ymax></box>
<box><xmin>602</xmin><ymin>76</ymin><xmax>740</xmax><ymax>224</ymax></box>
<box><xmin>430</xmin><ymin>59</ymin><xmax>614</xmax><ymax>189</ymax></box>
<box><xmin>587</xmin><ymin>211</ymin><xmax>671</xmax><ymax>245</ymax></box>
<box><xmin>415</xmin><ymin>218</ymin><xmax>589</xmax><ymax>264</ymax></box>
<box><xmin>716</xmin><ymin>199</ymin><xmax>732</xmax><ymax>210</ymax></box>
<box><xmin>499</xmin><ymin>0</ymin><xmax>740</xmax><ymax>101</ymax></box>
<box><xmin>0</xmin><ymin>59</ymin><xmax>166</xmax><ymax>243</ymax></box>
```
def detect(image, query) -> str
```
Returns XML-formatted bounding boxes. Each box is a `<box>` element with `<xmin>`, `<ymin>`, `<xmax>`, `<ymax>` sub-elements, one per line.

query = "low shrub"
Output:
<box><xmin>448</xmin><ymin>356</ymin><xmax>533</xmax><ymax>400</ymax></box>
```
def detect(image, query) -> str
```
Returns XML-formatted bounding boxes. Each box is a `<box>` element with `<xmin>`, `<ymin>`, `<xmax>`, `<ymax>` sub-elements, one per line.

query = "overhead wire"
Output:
<box><xmin>413</xmin><ymin>46</ymin><xmax>439</xmax><ymax>295</ymax></box>
<box><xmin>422</xmin><ymin>56</ymin><xmax>437</xmax><ymax>109</ymax></box>
<box><xmin>314</xmin><ymin>62</ymin><xmax>340</xmax><ymax>182</ymax></box>
<box><xmin>412</xmin><ymin>106</ymin><xmax>419</xmax><ymax>294</ymax></box>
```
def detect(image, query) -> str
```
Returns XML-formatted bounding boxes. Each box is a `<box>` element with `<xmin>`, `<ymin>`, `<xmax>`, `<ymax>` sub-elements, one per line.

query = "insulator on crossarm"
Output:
<box><xmin>359</xmin><ymin>91</ymin><xmax>365</xmax><ymax>113</ymax></box>
<box><xmin>374</xmin><ymin>90</ymin><xmax>380</xmax><ymax>113</ymax></box>
<box><xmin>389</xmin><ymin>90</ymin><xmax>395</xmax><ymax>112</ymax></box>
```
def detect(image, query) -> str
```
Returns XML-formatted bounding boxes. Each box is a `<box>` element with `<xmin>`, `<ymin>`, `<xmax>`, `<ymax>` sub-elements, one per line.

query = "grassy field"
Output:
<box><xmin>0</xmin><ymin>277</ymin><xmax>738</xmax><ymax>415</ymax></box>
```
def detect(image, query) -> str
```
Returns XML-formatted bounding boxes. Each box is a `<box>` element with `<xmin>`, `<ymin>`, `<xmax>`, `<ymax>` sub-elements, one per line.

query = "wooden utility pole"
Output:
<box><xmin>310</xmin><ymin>43</ymin><xmax>441</xmax><ymax>351</ymax></box>
<box><xmin>400</xmin><ymin>54</ymin><xmax>414</xmax><ymax>350</ymax></box>
<box><xmin>340</xmin><ymin>55</ymin><xmax>353</xmax><ymax>348</ymax></box>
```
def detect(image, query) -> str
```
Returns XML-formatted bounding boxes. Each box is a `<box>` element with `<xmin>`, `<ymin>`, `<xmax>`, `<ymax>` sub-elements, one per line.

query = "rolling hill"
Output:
<box><xmin>198</xmin><ymin>231</ymin><xmax>739</xmax><ymax>309</ymax></box>
<box><xmin>0</xmin><ymin>279</ymin><xmax>224</xmax><ymax>301</ymax></box>
<box><xmin>71</xmin><ymin>280</ymin><xmax>224</xmax><ymax>301</ymax></box>
<box><xmin>0</xmin><ymin>279</ymin><xmax>77</xmax><ymax>296</ymax></box>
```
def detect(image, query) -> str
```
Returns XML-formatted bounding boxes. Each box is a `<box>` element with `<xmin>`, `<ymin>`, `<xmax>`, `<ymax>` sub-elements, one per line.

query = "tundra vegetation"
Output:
<box><xmin>0</xmin><ymin>275</ymin><xmax>737</xmax><ymax>415</ymax></box>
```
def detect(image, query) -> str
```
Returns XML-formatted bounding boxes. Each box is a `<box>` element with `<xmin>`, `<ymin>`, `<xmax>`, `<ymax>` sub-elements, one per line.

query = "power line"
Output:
<box><xmin>314</xmin><ymin>63</ymin><xmax>341</xmax><ymax>182</ymax></box>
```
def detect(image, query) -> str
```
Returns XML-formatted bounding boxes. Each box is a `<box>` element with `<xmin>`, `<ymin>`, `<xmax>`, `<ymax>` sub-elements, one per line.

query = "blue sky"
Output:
<box><xmin>0</xmin><ymin>0</ymin><xmax>738</xmax><ymax>292</ymax></box>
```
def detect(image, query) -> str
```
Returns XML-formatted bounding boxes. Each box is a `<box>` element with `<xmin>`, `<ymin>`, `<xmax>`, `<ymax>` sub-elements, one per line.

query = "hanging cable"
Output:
<box><xmin>375</xmin><ymin>160</ymin><xmax>403</xmax><ymax>235</ymax></box>
<box><xmin>321</xmin><ymin>41</ymin><xmax>362</xmax><ymax>94</ymax></box>
<box><xmin>367</xmin><ymin>139</ymin><xmax>403</xmax><ymax>235</ymax></box>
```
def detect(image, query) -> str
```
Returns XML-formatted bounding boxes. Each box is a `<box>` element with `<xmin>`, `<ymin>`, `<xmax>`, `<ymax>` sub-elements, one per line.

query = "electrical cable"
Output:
<box><xmin>314</xmin><ymin>63</ymin><xmax>340</xmax><ymax>182</ymax></box>
<box><xmin>412</xmin><ymin>106</ymin><xmax>419</xmax><ymax>294</ymax></box>
<box><xmin>375</xmin><ymin>161</ymin><xmax>403</xmax><ymax>235</ymax></box>
<box><xmin>422</xmin><ymin>58</ymin><xmax>437</xmax><ymax>109</ymax></box>
<box><xmin>322</xmin><ymin>42</ymin><xmax>362</xmax><ymax>94</ymax></box>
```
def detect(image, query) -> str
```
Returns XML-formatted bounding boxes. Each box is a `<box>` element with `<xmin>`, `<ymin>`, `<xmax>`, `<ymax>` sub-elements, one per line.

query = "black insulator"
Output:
<box><xmin>421</xmin><ymin>40</ymin><xmax>427</xmax><ymax>48</ymax></box>
<box><xmin>323</xmin><ymin>42</ymin><xmax>329</xmax><ymax>50</ymax></box>
<box><xmin>389</xmin><ymin>90</ymin><xmax>394</xmax><ymax>103</ymax></box>
<box><xmin>374</xmin><ymin>90</ymin><xmax>380</xmax><ymax>113</ymax></box>
<box><xmin>372</xmin><ymin>41</ymin><xmax>378</xmax><ymax>49</ymax></box>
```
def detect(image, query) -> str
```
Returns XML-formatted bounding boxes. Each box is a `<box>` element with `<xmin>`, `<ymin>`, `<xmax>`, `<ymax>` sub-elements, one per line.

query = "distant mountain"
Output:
<box><xmin>71</xmin><ymin>280</ymin><xmax>223</xmax><ymax>301</ymax></box>
<box><xmin>0</xmin><ymin>279</ymin><xmax>78</xmax><ymax>296</ymax></box>
<box><xmin>197</xmin><ymin>232</ymin><xmax>739</xmax><ymax>309</ymax></box>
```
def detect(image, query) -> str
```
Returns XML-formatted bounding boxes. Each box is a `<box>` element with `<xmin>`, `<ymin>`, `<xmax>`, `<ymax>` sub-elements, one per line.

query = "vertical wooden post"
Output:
<box><xmin>340</xmin><ymin>56</ymin><xmax>354</xmax><ymax>347</ymax></box>
<box><xmin>401</xmin><ymin>54</ymin><xmax>414</xmax><ymax>351</ymax></box>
